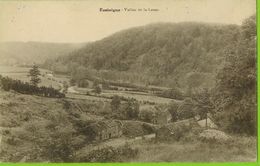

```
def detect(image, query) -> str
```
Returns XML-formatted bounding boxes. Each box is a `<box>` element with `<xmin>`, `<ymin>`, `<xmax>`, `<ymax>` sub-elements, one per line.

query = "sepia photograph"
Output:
<box><xmin>0</xmin><ymin>0</ymin><xmax>257</xmax><ymax>163</ymax></box>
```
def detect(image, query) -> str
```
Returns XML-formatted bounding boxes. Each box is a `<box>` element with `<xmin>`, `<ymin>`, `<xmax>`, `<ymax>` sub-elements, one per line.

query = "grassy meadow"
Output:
<box><xmin>0</xmin><ymin>65</ymin><xmax>69</xmax><ymax>89</ymax></box>
<box><xmin>128</xmin><ymin>137</ymin><xmax>256</xmax><ymax>162</ymax></box>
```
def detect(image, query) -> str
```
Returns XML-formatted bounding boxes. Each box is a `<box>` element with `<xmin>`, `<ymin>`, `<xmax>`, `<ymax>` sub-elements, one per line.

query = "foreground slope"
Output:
<box><xmin>0</xmin><ymin>90</ymin><xmax>256</xmax><ymax>162</ymax></box>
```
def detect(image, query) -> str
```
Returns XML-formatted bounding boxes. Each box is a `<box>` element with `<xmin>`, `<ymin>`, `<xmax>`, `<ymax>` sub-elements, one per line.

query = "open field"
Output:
<box><xmin>0</xmin><ymin>65</ymin><xmax>182</xmax><ymax>106</ymax></box>
<box><xmin>0</xmin><ymin>65</ymin><xmax>69</xmax><ymax>89</ymax></box>
<box><xmin>66</xmin><ymin>93</ymin><xmax>111</xmax><ymax>102</ymax></box>
<box><xmin>72</xmin><ymin>86</ymin><xmax>178</xmax><ymax>104</ymax></box>
<box><xmin>0</xmin><ymin>65</ymin><xmax>176</xmax><ymax>104</ymax></box>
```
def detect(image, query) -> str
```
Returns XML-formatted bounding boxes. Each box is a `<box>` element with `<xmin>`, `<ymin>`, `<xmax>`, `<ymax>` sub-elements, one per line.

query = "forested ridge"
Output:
<box><xmin>44</xmin><ymin>22</ymin><xmax>240</xmax><ymax>89</ymax></box>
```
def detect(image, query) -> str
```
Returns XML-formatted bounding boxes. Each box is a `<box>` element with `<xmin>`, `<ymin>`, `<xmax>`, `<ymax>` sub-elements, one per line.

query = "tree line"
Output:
<box><xmin>0</xmin><ymin>75</ymin><xmax>65</xmax><ymax>98</ymax></box>
<box><xmin>0</xmin><ymin>64</ymin><xmax>65</xmax><ymax>98</ymax></box>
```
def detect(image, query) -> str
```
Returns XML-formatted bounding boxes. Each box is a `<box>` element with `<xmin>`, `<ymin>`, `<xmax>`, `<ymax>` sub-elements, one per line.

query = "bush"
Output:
<box><xmin>167</xmin><ymin>102</ymin><xmax>179</xmax><ymax>122</ymax></box>
<box><xmin>77</xmin><ymin>79</ymin><xmax>89</xmax><ymax>88</ymax></box>
<box><xmin>124</xmin><ymin>98</ymin><xmax>140</xmax><ymax>120</ymax></box>
<box><xmin>92</xmin><ymin>82</ymin><xmax>101</xmax><ymax>94</ymax></box>
<box><xmin>78</xmin><ymin>144</ymin><xmax>138</xmax><ymax>162</ymax></box>
<box><xmin>177</xmin><ymin>98</ymin><xmax>195</xmax><ymax>120</ymax></box>
<box><xmin>172</xmin><ymin>124</ymin><xmax>191</xmax><ymax>141</ymax></box>
<box><xmin>110</xmin><ymin>95</ymin><xmax>121</xmax><ymax>111</ymax></box>
<box><xmin>138</xmin><ymin>109</ymin><xmax>154</xmax><ymax>123</ymax></box>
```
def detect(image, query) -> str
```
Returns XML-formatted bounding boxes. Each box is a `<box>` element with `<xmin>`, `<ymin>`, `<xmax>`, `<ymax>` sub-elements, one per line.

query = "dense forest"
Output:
<box><xmin>44</xmin><ymin>22</ymin><xmax>240</xmax><ymax>89</ymax></box>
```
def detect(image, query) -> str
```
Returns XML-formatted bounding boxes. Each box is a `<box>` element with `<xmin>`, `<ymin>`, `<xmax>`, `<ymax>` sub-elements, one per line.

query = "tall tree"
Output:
<box><xmin>124</xmin><ymin>98</ymin><xmax>139</xmax><ymax>119</ymax></box>
<box><xmin>28</xmin><ymin>64</ymin><xmax>41</xmax><ymax>87</ymax></box>
<box><xmin>213</xmin><ymin>15</ymin><xmax>256</xmax><ymax>135</ymax></box>
<box><xmin>110</xmin><ymin>95</ymin><xmax>121</xmax><ymax>111</ymax></box>
<box><xmin>191</xmin><ymin>88</ymin><xmax>213</xmax><ymax>119</ymax></box>
<box><xmin>93</xmin><ymin>81</ymin><xmax>101</xmax><ymax>94</ymax></box>
<box><xmin>167</xmin><ymin>101</ymin><xmax>179</xmax><ymax>122</ymax></box>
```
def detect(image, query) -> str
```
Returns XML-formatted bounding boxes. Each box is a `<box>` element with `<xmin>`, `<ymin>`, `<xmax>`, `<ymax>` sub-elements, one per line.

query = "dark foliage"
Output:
<box><xmin>124</xmin><ymin>98</ymin><xmax>140</xmax><ymax>120</ymax></box>
<box><xmin>213</xmin><ymin>15</ymin><xmax>256</xmax><ymax>135</ymax></box>
<box><xmin>28</xmin><ymin>64</ymin><xmax>41</xmax><ymax>86</ymax></box>
<box><xmin>0</xmin><ymin>76</ymin><xmax>65</xmax><ymax>98</ymax></box>
<box><xmin>167</xmin><ymin>102</ymin><xmax>179</xmax><ymax>122</ymax></box>
<box><xmin>92</xmin><ymin>82</ymin><xmax>101</xmax><ymax>94</ymax></box>
<box><xmin>110</xmin><ymin>95</ymin><xmax>121</xmax><ymax>111</ymax></box>
<box><xmin>78</xmin><ymin>144</ymin><xmax>138</xmax><ymax>162</ymax></box>
<box><xmin>191</xmin><ymin>88</ymin><xmax>213</xmax><ymax>119</ymax></box>
<box><xmin>177</xmin><ymin>98</ymin><xmax>195</xmax><ymax>120</ymax></box>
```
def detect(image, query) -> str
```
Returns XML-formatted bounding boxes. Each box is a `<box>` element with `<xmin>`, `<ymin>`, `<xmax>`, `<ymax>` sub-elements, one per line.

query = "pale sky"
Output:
<box><xmin>0</xmin><ymin>0</ymin><xmax>256</xmax><ymax>43</ymax></box>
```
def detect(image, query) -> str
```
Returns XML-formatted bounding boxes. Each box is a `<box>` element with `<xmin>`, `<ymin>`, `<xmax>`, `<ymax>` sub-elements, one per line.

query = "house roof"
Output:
<box><xmin>197</xmin><ymin>117</ymin><xmax>217</xmax><ymax>128</ymax></box>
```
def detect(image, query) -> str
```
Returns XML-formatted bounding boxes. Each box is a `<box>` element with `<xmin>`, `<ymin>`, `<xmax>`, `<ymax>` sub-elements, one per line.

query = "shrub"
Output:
<box><xmin>167</xmin><ymin>102</ymin><xmax>179</xmax><ymax>122</ymax></box>
<box><xmin>138</xmin><ymin>109</ymin><xmax>154</xmax><ymax>123</ymax></box>
<box><xmin>78</xmin><ymin>144</ymin><xmax>138</xmax><ymax>162</ymax></box>
<box><xmin>172</xmin><ymin>124</ymin><xmax>191</xmax><ymax>141</ymax></box>
<box><xmin>110</xmin><ymin>95</ymin><xmax>121</xmax><ymax>111</ymax></box>
<box><xmin>177</xmin><ymin>98</ymin><xmax>195</xmax><ymax>120</ymax></box>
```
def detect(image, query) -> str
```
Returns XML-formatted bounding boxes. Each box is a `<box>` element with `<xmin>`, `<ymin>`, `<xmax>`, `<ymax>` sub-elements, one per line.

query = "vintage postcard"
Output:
<box><xmin>0</xmin><ymin>0</ymin><xmax>257</xmax><ymax>163</ymax></box>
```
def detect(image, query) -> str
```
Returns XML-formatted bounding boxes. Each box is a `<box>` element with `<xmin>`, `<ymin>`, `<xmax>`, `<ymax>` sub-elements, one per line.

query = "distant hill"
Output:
<box><xmin>0</xmin><ymin>42</ymin><xmax>85</xmax><ymax>66</ymax></box>
<box><xmin>44</xmin><ymin>22</ymin><xmax>240</xmax><ymax>89</ymax></box>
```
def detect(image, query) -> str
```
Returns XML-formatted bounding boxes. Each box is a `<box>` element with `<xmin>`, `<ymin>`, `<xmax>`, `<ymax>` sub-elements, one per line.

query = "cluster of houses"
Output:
<box><xmin>151</xmin><ymin>104</ymin><xmax>217</xmax><ymax>139</ymax></box>
<box><xmin>155</xmin><ymin>114</ymin><xmax>217</xmax><ymax>141</ymax></box>
<box><xmin>85</xmin><ymin>106</ymin><xmax>217</xmax><ymax>142</ymax></box>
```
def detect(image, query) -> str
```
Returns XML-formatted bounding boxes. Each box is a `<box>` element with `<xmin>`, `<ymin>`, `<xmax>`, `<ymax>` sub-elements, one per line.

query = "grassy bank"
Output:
<box><xmin>129</xmin><ymin>136</ymin><xmax>256</xmax><ymax>162</ymax></box>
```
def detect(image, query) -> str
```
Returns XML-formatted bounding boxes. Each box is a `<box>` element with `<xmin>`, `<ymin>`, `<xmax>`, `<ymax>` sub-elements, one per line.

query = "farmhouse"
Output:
<box><xmin>87</xmin><ymin>120</ymin><xmax>123</xmax><ymax>141</ymax></box>
<box><xmin>197</xmin><ymin>113</ymin><xmax>217</xmax><ymax>129</ymax></box>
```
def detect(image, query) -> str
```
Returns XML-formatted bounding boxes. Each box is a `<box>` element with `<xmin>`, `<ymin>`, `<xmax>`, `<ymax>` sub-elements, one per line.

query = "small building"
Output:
<box><xmin>46</xmin><ymin>73</ymin><xmax>54</xmax><ymax>77</ymax></box>
<box><xmin>87</xmin><ymin>120</ymin><xmax>123</xmax><ymax>141</ymax></box>
<box><xmin>197</xmin><ymin>114</ymin><xmax>217</xmax><ymax>129</ymax></box>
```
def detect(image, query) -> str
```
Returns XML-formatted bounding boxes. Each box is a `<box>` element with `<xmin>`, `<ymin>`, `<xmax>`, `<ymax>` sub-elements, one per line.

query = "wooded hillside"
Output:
<box><xmin>45</xmin><ymin>22</ymin><xmax>240</xmax><ymax>89</ymax></box>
